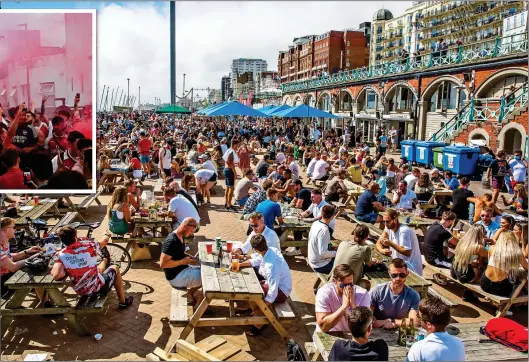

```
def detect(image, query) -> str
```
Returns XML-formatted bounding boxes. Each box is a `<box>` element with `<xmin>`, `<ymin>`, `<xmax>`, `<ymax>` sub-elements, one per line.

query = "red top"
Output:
<box><xmin>138</xmin><ymin>138</ymin><xmax>152</xmax><ymax>156</ymax></box>
<box><xmin>0</xmin><ymin>242</ymin><xmax>11</xmax><ymax>276</ymax></box>
<box><xmin>131</xmin><ymin>157</ymin><xmax>141</xmax><ymax>170</ymax></box>
<box><xmin>0</xmin><ymin>167</ymin><xmax>26</xmax><ymax>189</ymax></box>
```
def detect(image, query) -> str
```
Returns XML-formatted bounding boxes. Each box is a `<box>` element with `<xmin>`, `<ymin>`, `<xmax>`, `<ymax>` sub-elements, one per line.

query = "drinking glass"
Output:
<box><xmin>406</xmin><ymin>335</ymin><xmax>415</xmax><ymax>351</ymax></box>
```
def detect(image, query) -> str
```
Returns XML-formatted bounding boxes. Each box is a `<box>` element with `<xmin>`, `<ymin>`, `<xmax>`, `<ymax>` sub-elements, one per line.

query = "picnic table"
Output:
<box><xmin>278</xmin><ymin>204</ymin><xmax>312</xmax><ymax>248</ymax></box>
<box><xmin>342</xmin><ymin>180</ymin><xmax>364</xmax><ymax>209</ymax></box>
<box><xmin>173</xmin><ymin>242</ymin><xmax>290</xmax><ymax>344</ymax></box>
<box><xmin>311</xmin><ymin>322</ymin><xmax>527</xmax><ymax>361</ymax></box>
<box><xmin>502</xmin><ymin>209</ymin><xmax>528</xmax><ymax>223</ymax></box>
<box><xmin>14</xmin><ymin>198</ymin><xmax>61</xmax><ymax>235</ymax></box>
<box><xmin>396</xmin><ymin>213</ymin><xmax>437</xmax><ymax>236</ymax></box>
<box><xmin>1</xmin><ymin>264</ymin><xmax>105</xmax><ymax>336</ymax></box>
<box><xmin>99</xmin><ymin>170</ymin><xmax>129</xmax><ymax>191</ymax></box>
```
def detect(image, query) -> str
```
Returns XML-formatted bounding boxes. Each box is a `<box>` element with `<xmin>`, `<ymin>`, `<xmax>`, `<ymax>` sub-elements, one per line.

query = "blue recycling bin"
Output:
<box><xmin>442</xmin><ymin>146</ymin><xmax>480</xmax><ymax>176</ymax></box>
<box><xmin>400</xmin><ymin>140</ymin><xmax>419</xmax><ymax>163</ymax></box>
<box><xmin>415</xmin><ymin>141</ymin><xmax>447</xmax><ymax>167</ymax></box>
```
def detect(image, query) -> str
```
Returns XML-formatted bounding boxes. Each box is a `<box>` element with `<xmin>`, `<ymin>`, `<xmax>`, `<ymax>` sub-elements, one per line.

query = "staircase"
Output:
<box><xmin>429</xmin><ymin>83</ymin><xmax>528</xmax><ymax>148</ymax></box>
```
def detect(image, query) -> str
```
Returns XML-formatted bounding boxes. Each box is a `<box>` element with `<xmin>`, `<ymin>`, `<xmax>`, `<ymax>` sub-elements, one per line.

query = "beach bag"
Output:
<box><xmin>131</xmin><ymin>243</ymin><xmax>151</xmax><ymax>261</ymax></box>
<box><xmin>480</xmin><ymin>317</ymin><xmax>528</xmax><ymax>352</ymax></box>
<box><xmin>286</xmin><ymin>339</ymin><xmax>306</xmax><ymax>361</ymax></box>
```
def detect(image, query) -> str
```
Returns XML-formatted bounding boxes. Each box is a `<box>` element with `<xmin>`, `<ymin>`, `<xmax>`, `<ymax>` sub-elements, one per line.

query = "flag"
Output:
<box><xmin>247</xmin><ymin>92</ymin><xmax>253</xmax><ymax>106</ymax></box>
<box><xmin>238</xmin><ymin>93</ymin><xmax>243</xmax><ymax>103</ymax></box>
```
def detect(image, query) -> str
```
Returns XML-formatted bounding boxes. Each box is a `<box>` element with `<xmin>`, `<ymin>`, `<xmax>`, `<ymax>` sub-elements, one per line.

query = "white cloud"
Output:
<box><xmin>97</xmin><ymin>1</ymin><xmax>410</xmax><ymax>108</ymax></box>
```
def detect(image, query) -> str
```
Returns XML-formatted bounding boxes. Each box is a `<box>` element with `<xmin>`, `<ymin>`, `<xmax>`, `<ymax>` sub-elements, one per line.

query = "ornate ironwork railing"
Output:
<box><xmin>429</xmin><ymin>83</ymin><xmax>528</xmax><ymax>142</ymax></box>
<box><xmin>281</xmin><ymin>35</ymin><xmax>528</xmax><ymax>93</ymax></box>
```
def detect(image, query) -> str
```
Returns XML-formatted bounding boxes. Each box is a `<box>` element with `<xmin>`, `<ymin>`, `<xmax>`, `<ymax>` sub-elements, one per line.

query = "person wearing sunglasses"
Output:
<box><xmin>476</xmin><ymin>207</ymin><xmax>500</xmax><ymax>239</ymax></box>
<box><xmin>159</xmin><ymin>217</ymin><xmax>202</xmax><ymax>306</ymax></box>
<box><xmin>329</xmin><ymin>306</ymin><xmax>389</xmax><ymax>361</ymax></box>
<box><xmin>376</xmin><ymin>209</ymin><xmax>423</xmax><ymax>276</ymax></box>
<box><xmin>315</xmin><ymin>264</ymin><xmax>371</xmax><ymax>333</ymax></box>
<box><xmin>406</xmin><ymin>297</ymin><xmax>465</xmax><ymax>361</ymax></box>
<box><xmin>370</xmin><ymin>258</ymin><xmax>420</xmax><ymax>329</ymax></box>
<box><xmin>232</xmin><ymin>212</ymin><xmax>280</xmax><ymax>256</ymax></box>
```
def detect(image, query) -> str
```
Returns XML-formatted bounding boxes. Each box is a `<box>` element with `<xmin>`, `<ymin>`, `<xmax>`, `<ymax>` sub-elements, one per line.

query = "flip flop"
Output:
<box><xmin>246</xmin><ymin>325</ymin><xmax>267</xmax><ymax>337</ymax></box>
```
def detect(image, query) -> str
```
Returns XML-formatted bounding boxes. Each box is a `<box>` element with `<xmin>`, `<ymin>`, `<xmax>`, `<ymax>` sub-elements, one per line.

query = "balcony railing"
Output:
<box><xmin>281</xmin><ymin>35</ymin><xmax>528</xmax><ymax>93</ymax></box>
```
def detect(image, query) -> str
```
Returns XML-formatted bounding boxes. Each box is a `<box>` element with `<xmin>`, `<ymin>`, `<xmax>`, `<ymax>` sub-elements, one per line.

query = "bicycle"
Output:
<box><xmin>13</xmin><ymin>220</ymin><xmax>132</xmax><ymax>276</ymax></box>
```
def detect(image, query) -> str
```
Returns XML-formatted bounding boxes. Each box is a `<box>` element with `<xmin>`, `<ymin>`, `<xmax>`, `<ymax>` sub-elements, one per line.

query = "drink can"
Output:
<box><xmin>405</xmin><ymin>216</ymin><xmax>411</xmax><ymax>224</ymax></box>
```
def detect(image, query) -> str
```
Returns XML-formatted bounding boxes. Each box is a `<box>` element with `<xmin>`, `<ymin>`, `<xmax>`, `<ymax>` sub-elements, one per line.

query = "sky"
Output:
<box><xmin>2</xmin><ymin>1</ymin><xmax>411</xmax><ymax>106</ymax></box>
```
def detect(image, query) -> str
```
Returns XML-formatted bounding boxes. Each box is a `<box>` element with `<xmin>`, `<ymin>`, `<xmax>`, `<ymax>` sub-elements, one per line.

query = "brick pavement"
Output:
<box><xmin>1</xmin><ymin>151</ymin><xmax>526</xmax><ymax>361</ymax></box>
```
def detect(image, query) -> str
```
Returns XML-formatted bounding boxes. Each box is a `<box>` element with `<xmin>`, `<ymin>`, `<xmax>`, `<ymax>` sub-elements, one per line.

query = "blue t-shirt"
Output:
<box><xmin>406</xmin><ymin>332</ymin><xmax>465</xmax><ymax>361</ymax></box>
<box><xmin>355</xmin><ymin>190</ymin><xmax>378</xmax><ymax>216</ymax></box>
<box><xmin>370</xmin><ymin>282</ymin><xmax>420</xmax><ymax>320</ymax></box>
<box><xmin>477</xmin><ymin>220</ymin><xmax>500</xmax><ymax>238</ymax></box>
<box><xmin>255</xmin><ymin>199</ymin><xmax>282</xmax><ymax>230</ymax></box>
<box><xmin>379</xmin><ymin>135</ymin><xmax>388</xmax><ymax>147</ymax></box>
<box><xmin>445</xmin><ymin>177</ymin><xmax>460</xmax><ymax>190</ymax></box>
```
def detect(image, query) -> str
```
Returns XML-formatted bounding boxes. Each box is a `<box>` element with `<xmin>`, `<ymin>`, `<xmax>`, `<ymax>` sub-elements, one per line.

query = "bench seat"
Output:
<box><xmin>75</xmin><ymin>293</ymin><xmax>108</xmax><ymax>313</ymax></box>
<box><xmin>274</xmin><ymin>300</ymin><xmax>295</xmax><ymax>321</ymax></box>
<box><xmin>427</xmin><ymin>287</ymin><xmax>458</xmax><ymax>308</ymax></box>
<box><xmin>50</xmin><ymin>212</ymin><xmax>81</xmax><ymax>233</ymax></box>
<box><xmin>169</xmin><ymin>287</ymin><xmax>190</xmax><ymax>325</ymax></box>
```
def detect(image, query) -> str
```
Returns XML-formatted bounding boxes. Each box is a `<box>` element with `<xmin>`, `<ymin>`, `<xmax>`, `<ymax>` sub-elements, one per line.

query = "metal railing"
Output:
<box><xmin>429</xmin><ymin>83</ymin><xmax>528</xmax><ymax>142</ymax></box>
<box><xmin>282</xmin><ymin>35</ymin><xmax>528</xmax><ymax>93</ymax></box>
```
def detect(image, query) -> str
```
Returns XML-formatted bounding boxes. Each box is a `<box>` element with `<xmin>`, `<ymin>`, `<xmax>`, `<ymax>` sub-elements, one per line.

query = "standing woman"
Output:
<box><xmin>237</xmin><ymin>141</ymin><xmax>251</xmax><ymax>176</ymax></box>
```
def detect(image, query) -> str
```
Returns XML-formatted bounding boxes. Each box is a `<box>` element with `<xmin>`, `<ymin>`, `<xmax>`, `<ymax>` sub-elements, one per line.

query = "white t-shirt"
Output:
<box><xmin>385</xmin><ymin>224</ymin><xmax>422</xmax><ymax>276</ymax></box>
<box><xmin>307</xmin><ymin>220</ymin><xmax>336</xmax><ymax>269</ymax></box>
<box><xmin>395</xmin><ymin>189</ymin><xmax>417</xmax><ymax>210</ymax></box>
<box><xmin>407</xmin><ymin>332</ymin><xmax>465</xmax><ymax>361</ymax></box>
<box><xmin>404</xmin><ymin>174</ymin><xmax>418</xmax><ymax>190</ymax></box>
<box><xmin>240</xmin><ymin>226</ymin><xmax>281</xmax><ymax>254</ymax></box>
<box><xmin>194</xmin><ymin>169</ymin><xmax>215</xmax><ymax>184</ymax></box>
<box><xmin>289</xmin><ymin>161</ymin><xmax>300</xmax><ymax>180</ymax></box>
<box><xmin>220</xmin><ymin>144</ymin><xmax>228</xmax><ymax>155</ymax></box>
<box><xmin>168</xmin><ymin>195</ymin><xmax>200</xmax><ymax>225</ymax></box>
<box><xmin>307</xmin><ymin>200</ymin><xmax>336</xmax><ymax>229</ymax></box>
<box><xmin>201</xmin><ymin>160</ymin><xmax>217</xmax><ymax>174</ymax></box>
<box><xmin>313</xmin><ymin>160</ymin><xmax>329</xmax><ymax>180</ymax></box>
<box><xmin>509</xmin><ymin>159</ymin><xmax>527</xmax><ymax>182</ymax></box>
<box><xmin>159</xmin><ymin>147</ymin><xmax>172</xmax><ymax>169</ymax></box>
<box><xmin>307</xmin><ymin>158</ymin><xmax>319</xmax><ymax>175</ymax></box>
<box><xmin>276</xmin><ymin>152</ymin><xmax>286</xmax><ymax>165</ymax></box>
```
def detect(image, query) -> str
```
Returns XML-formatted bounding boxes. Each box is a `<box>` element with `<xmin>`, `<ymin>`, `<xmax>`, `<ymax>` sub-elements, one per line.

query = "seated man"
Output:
<box><xmin>298</xmin><ymin>189</ymin><xmax>337</xmax><ymax>233</ymax></box>
<box><xmin>313</xmin><ymin>153</ymin><xmax>330</xmax><ymax>181</ymax></box>
<box><xmin>324</xmin><ymin>170</ymin><xmax>348</xmax><ymax>203</ymax></box>
<box><xmin>255</xmin><ymin>188</ymin><xmax>284</xmax><ymax>231</ymax></box>
<box><xmin>355</xmin><ymin>183</ymin><xmax>384</xmax><ymax>224</ymax></box>
<box><xmin>168</xmin><ymin>180</ymin><xmax>200</xmax><ymax>213</ymax></box>
<box><xmin>404</xmin><ymin>168</ymin><xmax>421</xmax><ymax>191</ymax></box>
<box><xmin>291</xmin><ymin>179</ymin><xmax>312</xmax><ymax>211</ymax></box>
<box><xmin>234</xmin><ymin>169</ymin><xmax>258</xmax><ymax>207</ymax></box>
<box><xmin>254</xmin><ymin>154</ymin><xmax>270</xmax><ymax>179</ymax></box>
<box><xmin>315</xmin><ymin>264</ymin><xmax>371</xmax><ymax>332</ymax></box>
<box><xmin>407</xmin><ymin>297</ymin><xmax>465</xmax><ymax>361</ymax></box>
<box><xmin>329</xmin><ymin>306</ymin><xmax>389</xmax><ymax>361</ymax></box>
<box><xmin>51</xmin><ymin>226</ymin><xmax>133</xmax><ymax>309</ymax></box>
<box><xmin>307</xmin><ymin>205</ymin><xmax>338</xmax><ymax>274</ymax></box>
<box><xmin>423</xmin><ymin>211</ymin><xmax>458</xmax><ymax>269</ymax></box>
<box><xmin>475</xmin><ymin>206</ymin><xmax>500</xmax><ymax>238</ymax></box>
<box><xmin>242</xmin><ymin>179</ymin><xmax>273</xmax><ymax>215</ymax></box>
<box><xmin>451</xmin><ymin>177</ymin><xmax>474</xmax><ymax>221</ymax></box>
<box><xmin>232</xmin><ymin>212</ymin><xmax>280</xmax><ymax>255</ymax></box>
<box><xmin>238</xmin><ymin>234</ymin><xmax>292</xmax><ymax>337</ymax></box>
<box><xmin>376</xmin><ymin>209</ymin><xmax>423</xmax><ymax>276</ymax></box>
<box><xmin>441</xmin><ymin>170</ymin><xmax>459</xmax><ymax>191</ymax></box>
<box><xmin>370</xmin><ymin>258</ymin><xmax>420</xmax><ymax>329</ymax></box>
<box><xmin>392</xmin><ymin>181</ymin><xmax>418</xmax><ymax>210</ymax></box>
<box><xmin>468</xmin><ymin>193</ymin><xmax>502</xmax><ymax>223</ymax></box>
<box><xmin>160</xmin><ymin>187</ymin><xmax>200</xmax><ymax>230</ymax></box>
<box><xmin>159</xmin><ymin>217</ymin><xmax>202</xmax><ymax>304</ymax></box>
<box><xmin>307</xmin><ymin>152</ymin><xmax>321</xmax><ymax>178</ymax></box>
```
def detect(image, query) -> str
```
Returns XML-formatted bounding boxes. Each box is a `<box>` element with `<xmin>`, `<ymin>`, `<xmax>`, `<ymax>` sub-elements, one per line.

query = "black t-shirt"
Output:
<box><xmin>185</xmin><ymin>138</ymin><xmax>197</xmax><ymax>152</ymax></box>
<box><xmin>296</xmin><ymin>188</ymin><xmax>312</xmax><ymax>211</ymax></box>
<box><xmin>451</xmin><ymin>188</ymin><xmax>474</xmax><ymax>220</ymax></box>
<box><xmin>329</xmin><ymin>339</ymin><xmax>389</xmax><ymax>361</ymax></box>
<box><xmin>161</xmin><ymin>232</ymin><xmax>187</xmax><ymax>280</ymax></box>
<box><xmin>489</xmin><ymin>159</ymin><xmax>510</xmax><ymax>178</ymax></box>
<box><xmin>424</xmin><ymin>222</ymin><xmax>452</xmax><ymax>264</ymax></box>
<box><xmin>355</xmin><ymin>190</ymin><xmax>377</xmax><ymax>216</ymax></box>
<box><xmin>256</xmin><ymin>161</ymin><xmax>268</xmax><ymax>178</ymax></box>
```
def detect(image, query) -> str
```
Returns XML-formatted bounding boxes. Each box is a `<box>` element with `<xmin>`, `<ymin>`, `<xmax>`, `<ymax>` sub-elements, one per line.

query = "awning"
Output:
<box><xmin>355</xmin><ymin>113</ymin><xmax>378</xmax><ymax>120</ymax></box>
<box><xmin>382</xmin><ymin>114</ymin><xmax>413</xmax><ymax>122</ymax></box>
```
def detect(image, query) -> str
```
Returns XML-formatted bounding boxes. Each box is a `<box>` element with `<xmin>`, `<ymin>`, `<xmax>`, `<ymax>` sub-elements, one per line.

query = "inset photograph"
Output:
<box><xmin>0</xmin><ymin>10</ymin><xmax>95</xmax><ymax>192</ymax></box>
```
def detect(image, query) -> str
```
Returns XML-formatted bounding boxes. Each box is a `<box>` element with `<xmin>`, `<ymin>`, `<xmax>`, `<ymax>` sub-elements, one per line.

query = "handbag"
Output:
<box><xmin>24</xmin><ymin>253</ymin><xmax>51</xmax><ymax>274</ymax></box>
<box><xmin>131</xmin><ymin>243</ymin><xmax>151</xmax><ymax>261</ymax></box>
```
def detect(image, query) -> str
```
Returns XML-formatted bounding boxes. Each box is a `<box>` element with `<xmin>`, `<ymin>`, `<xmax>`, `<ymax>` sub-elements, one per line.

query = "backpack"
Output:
<box><xmin>24</xmin><ymin>253</ymin><xmax>51</xmax><ymax>274</ymax></box>
<box><xmin>286</xmin><ymin>339</ymin><xmax>306</xmax><ymax>361</ymax></box>
<box><xmin>153</xmin><ymin>148</ymin><xmax>162</xmax><ymax>164</ymax></box>
<box><xmin>480</xmin><ymin>317</ymin><xmax>528</xmax><ymax>352</ymax></box>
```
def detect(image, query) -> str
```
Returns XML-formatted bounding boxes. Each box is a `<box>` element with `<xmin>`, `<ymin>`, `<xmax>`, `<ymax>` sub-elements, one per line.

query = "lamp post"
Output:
<box><xmin>17</xmin><ymin>23</ymin><xmax>30</xmax><ymax>106</ymax></box>
<box><xmin>127</xmin><ymin>78</ymin><xmax>130</xmax><ymax>109</ymax></box>
<box><xmin>138</xmin><ymin>86</ymin><xmax>141</xmax><ymax>113</ymax></box>
<box><xmin>182</xmin><ymin>73</ymin><xmax>186</xmax><ymax>108</ymax></box>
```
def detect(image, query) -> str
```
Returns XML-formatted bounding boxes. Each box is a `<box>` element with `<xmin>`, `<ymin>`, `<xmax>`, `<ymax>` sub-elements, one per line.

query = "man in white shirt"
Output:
<box><xmin>407</xmin><ymin>297</ymin><xmax>465</xmax><ymax>361</ymax></box>
<box><xmin>199</xmin><ymin>154</ymin><xmax>217</xmax><ymax>174</ymax></box>
<box><xmin>298</xmin><ymin>189</ymin><xmax>337</xmax><ymax>232</ymax></box>
<box><xmin>509</xmin><ymin>149</ymin><xmax>527</xmax><ymax>186</ymax></box>
<box><xmin>313</xmin><ymin>127</ymin><xmax>322</xmax><ymax>141</ymax></box>
<box><xmin>307</xmin><ymin>152</ymin><xmax>321</xmax><ymax>178</ymax></box>
<box><xmin>288</xmin><ymin>155</ymin><xmax>300</xmax><ymax>180</ymax></box>
<box><xmin>313</xmin><ymin>154</ymin><xmax>330</xmax><ymax>181</ymax></box>
<box><xmin>376</xmin><ymin>209</ymin><xmax>423</xmax><ymax>276</ymax></box>
<box><xmin>232</xmin><ymin>212</ymin><xmax>281</xmax><ymax>255</ymax></box>
<box><xmin>220</xmin><ymin>138</ymin><xmax>228</xmax><ymax>155</ymax></box>
<box><xmin>161</xmin><ymin>188</ymin><xmax>201</xmax><ymax>230</ymax></box>
<box><xmin>238</xmin><ymin>234</ymin><xmax>292</xmax><ymax>336</ymax></box>
<box><xmin>276</xmin><ymin>151</ymin><xmax>286</xmax><ymax>165</ymax></box>
<box><xmin>194</xmin><ymin>168</ymin><xmax>217</xmax><ymax>204</ymax></box>
<box><xmin>393</xmin><ymin>181</ymin><xmax>418</xmax><ymax>210</ymax></box>
<box><xmin>404</xmin><ymin>168</ymin><xmax>421</xmax><ymax>191</ymax></box>
<box><xmin>307</xmin><ymin>205</ymin><xmax>337</xmax><ymax>274</ymax></box>
<box><xmin>158</xmin><ymin>141</ymin><xmax>173</xmax><ymax>179</ymax></box>
<box><xmin>234</xmin><ymin>169</ymin><xmax>258</xmax><ymax>207</ymax></box>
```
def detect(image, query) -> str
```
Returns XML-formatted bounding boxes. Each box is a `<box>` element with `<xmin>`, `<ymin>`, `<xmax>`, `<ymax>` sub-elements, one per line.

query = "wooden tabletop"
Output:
<box><xmin>343</xmin><ymin>180</ymin><xmax>364</xmax><ymax>193</ymax></box>
<box><xmin>14</xmin><ymin>199</ymin><xmax>59</xmax><ymax>225</ymax></box>
<box><xmin>5</xmin><ymin>263</ymin><xmax>66</xmax><ymax>289</ymax></box>
<box><xmin>502</xmin><ymin>208</ymin><xmax>528</xmax><ymax>223</ymax></box>
<box><xmin>198</xmin><ymin>242</ymin><xmax>263</xmax><ymax>297</ymax></box>
<box><xmin>133</xmin><ymin>213</ymin><xmax>172</xmax><ymax>226</ymax></box>
<box><xmin>313</xmin><ymin>322</ymin><xmax>527</xmax><ymax>361</ymax></box>
<box><xmin>396</xmin><ymin>214</ymin><xmax>437</xmax><ymax>228</ymax></box>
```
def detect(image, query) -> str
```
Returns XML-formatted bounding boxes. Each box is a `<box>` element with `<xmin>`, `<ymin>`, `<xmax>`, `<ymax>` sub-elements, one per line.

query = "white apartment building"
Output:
<box><xmin>230</xmin><ymin>58</ymin><xmax>267</xmax><ymax>92</ymax></box>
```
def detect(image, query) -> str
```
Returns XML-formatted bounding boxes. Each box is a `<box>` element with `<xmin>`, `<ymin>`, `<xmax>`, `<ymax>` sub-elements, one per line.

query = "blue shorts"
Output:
<box><xmin>356</xmin><ymin>212</ymin><xmax>380</xmax><ymax>224</ymax></box>
<box><xmin>140</xmin><ymin>155</ymin><xmax>150</xmax><ymax>164</ymax></box>
<box><xmin>236</xmin><ymin>196</ymin><xmax>249</xmax><ymax>207</ymax></box>
<box><xmin>223</xmin><ymin>168</ymin><xmax>235</xmax><ymax>187</ymax></box>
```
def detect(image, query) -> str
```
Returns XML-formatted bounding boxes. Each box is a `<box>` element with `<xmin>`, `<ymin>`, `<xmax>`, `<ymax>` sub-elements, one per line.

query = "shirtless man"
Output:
<box><xmin>467</xmin><ymin>193</ymin><xmax>502</xmax><ymax>223</ymax></box>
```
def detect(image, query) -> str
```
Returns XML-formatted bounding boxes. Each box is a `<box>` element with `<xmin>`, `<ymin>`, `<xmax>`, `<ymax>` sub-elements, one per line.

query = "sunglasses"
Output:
<box><xmin>390</xmin><ymin>273</ymin><xmax>407</xmax><ymax>279</ymax></box>
<box><xmin>249</xmin><ymin>224</ymin><xmax>259</xmax><ymax>228</ymax></box>
<box><xmin>339</xmin><ymin>282</ymin><xmax>353</xmax><ymax>288</ymax></box>
<box><xmin>383</xmin><ymin>219</ymin><xmax>395</xmax><ymax>224</ymax></box>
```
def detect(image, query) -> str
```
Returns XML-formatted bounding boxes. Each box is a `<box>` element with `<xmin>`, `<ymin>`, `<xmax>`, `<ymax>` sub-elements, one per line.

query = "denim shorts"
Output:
<box><xmin>168</xmin><ymin>266</ymin><xmax>202</xmax><ymax>289</ymax></box>
<box><xmin>140</xmin><ymin>155</ymin><xmax>150</xmax><ymax>164</ymax></box>
<box><xmin>356</xmin><ymin>212</ymin><xmax>380</xmax><ymax>224</ymax></box>
<box><xmin>223</xmin><ymin>168</ymin><xmax>235</xmax><ymax>187</ymax></box>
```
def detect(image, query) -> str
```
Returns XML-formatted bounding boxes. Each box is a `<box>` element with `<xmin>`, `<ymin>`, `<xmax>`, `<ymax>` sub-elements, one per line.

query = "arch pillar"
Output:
<box><xmin>417</xmin><ymin>100</ymin><xmax>429</xmax><ymax>140</ymax></box>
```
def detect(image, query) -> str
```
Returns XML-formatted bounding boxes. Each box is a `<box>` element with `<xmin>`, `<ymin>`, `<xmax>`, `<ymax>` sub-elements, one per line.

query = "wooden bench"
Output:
<box><xmin>150</xmin><ymin>336</ymin><xmax>256</xmax><ymax>361</ymax></box>
<box><xmin>75</xmin><ymin>293</ymin><xmax>109</xmax><ymax>313</ymax></box>
<box><xmin>169</xmin><ymin>287</ymin><xmax>191</xmax><ymax>326</ymax></box>
<box><xmin>331</xmin><ymin>201</ymin><xmax>347</xmax><ymax>220</ymax></box>
<box><xmin>49</xmin><ymin>212</ymin><xmax>82</xmax><ymax>233</ymax></box>
<box><xmin>424</xmin><ymin>262</ymin><xmax>527</xmax><ymax>317</ymax></box>
<box><xmin>427</xmin><ymin>287</ymin><xmax>458</xmax><ymax>308</ymax></box>
<box><xmin>274</xmin><ymin>300</ymin><xmax>296</xmax><ymax>321</ymax></box>
<box><xmin>305</xmin><ymin>257</ymin><xmax>330</xmax><ymax>291</ymax></box>
<box><xmin>350</xmin><ymin>215</ymin><xmax>384</xmax><ymax>239</ymax></box>
<box><xmin>78</xmin><ymin>190</ymin><xmax>103</xmax><ymax>210</ymax></box>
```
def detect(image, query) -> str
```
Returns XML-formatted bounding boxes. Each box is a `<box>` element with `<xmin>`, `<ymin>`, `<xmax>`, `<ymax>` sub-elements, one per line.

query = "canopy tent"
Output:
<box><xmin>205</xmin><ymin>101</ymin><xmax>269</xmax><ymax>117</ymax></box>
<box><xmin>196</xmin><ymin>102</ymin><xmax>226</xmax><ymax>115</ymax></box>
<box><xmin>267</xmin><ymin>105</ymin><xmax>291</xmax><ymax>115</ymax></box>
<box><xmin>155</xmin><ymin>104</ymin><xmax>191</xmax><ymax>114</ymax></box>
<box><xmin>258</xmin><ymin>105</ymin><xmax>277</xmax><ymax>113</ymax></box>
<box><xmin>272</xmin><ymin>104</ymin><xmax>340</xmax><ymax>118</ymax></box>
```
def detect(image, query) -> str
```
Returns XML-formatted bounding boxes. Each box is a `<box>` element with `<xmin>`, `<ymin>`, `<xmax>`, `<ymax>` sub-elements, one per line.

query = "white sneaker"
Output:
<box><xmin>284</xmin><ymin>248</ymin><xmax>302</xmax><ymax>256</ymax></box>
<box><xmin>505</xmin><ymin>310</ymin><xmax>514</xmax><ymax>316</ymax></box>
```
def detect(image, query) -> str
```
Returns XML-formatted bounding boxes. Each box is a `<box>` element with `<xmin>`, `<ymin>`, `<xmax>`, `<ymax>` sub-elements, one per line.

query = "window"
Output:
<box><xmin>436</xmin><ymin>81</ymin><xmax>459</xmax><ymax>110</ymax></box>
<box><xmin>347</xmin><ymin>49</ymin><xmax>350</xmax><ymax>55</ymax></box>
<box><xmin>429</xmin><ymin>91</ymin><xmax>438</xmax><ymax>112</ymax></box>
<box><xmin>347</xmin><ymin>41</ymin><xmax>350</xmax><ymax>46</ymax></box>
<box><xmin>38</xmin><ymin>82</ymin><xmax>55</xmax><ymax>94</ymax></box>
<box><xmin>366</xmin><ymin>90</ymin><xmax>377</xmax><ymax>110</ymax></box>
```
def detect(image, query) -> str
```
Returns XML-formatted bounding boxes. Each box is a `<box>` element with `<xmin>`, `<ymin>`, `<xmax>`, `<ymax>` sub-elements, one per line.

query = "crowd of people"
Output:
<box><xmin>0</xmin><ymin>95</ymin><xmax>93</xmax><ymax>190</ymax></box>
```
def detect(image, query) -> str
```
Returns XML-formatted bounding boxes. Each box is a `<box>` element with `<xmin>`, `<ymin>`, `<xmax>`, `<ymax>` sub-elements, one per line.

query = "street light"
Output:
<box><xmin>127</xmin><ymin>78</ymin><xmax>130</xmax><ymax>109</ymax></box>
